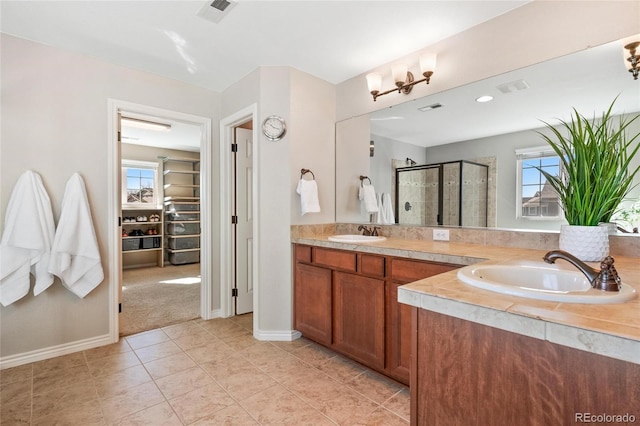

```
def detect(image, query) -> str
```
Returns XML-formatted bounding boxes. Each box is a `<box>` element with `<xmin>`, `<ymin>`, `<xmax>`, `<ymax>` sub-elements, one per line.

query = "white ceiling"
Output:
<box><xmin>0</xmin><ymin>1</ymin><xmax>528</xmax><ymax>92</ymax></box>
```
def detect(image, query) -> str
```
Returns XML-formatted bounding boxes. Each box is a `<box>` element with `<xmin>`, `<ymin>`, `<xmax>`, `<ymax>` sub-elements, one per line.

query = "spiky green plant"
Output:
<box><xmin>537</xmin><ymin>100</ymin><xmax>640</xmax><ymax>226</ymax></box>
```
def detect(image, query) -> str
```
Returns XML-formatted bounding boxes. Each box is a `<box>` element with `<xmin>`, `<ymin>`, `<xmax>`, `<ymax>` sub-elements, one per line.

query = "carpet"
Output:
<box><xmin>119</xmin><ymin>263</ymin><xmax>201</xmax><ymax>336</ymax></box>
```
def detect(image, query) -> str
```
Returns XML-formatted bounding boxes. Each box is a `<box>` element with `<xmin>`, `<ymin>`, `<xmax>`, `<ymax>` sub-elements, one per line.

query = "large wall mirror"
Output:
<box><xmin>336</xmin><ymin>39</ymin><xmax>640</xmax><ymax>232</ymax></box>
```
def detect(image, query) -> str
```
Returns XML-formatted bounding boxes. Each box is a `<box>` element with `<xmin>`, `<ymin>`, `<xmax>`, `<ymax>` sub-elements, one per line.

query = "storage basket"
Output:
<box><xmin>122</xmin><ymin>238</ymin><xmax>140</xmax><ymax>251</ymax></box>
<box><xmin>168</xmin><ymin>236</ymin><xmax>200</xmax><ymax>250</ymax></box>
<box><xmin>165</xmin><ymin>202</ymin><xmax>200</xmax><ymax>212</ymax></box>
<box><xmin>167</xmin><ymin>222</ymin><xmax>200</xmax><ymax>235</ymax></box>
<box><xmin>142</xmin><ymin>237</ymin><xmax>161</xmax><ymax>249</ymax></box>
<box><xmin>169</xmin><ymin>250</ymin><xmax>200</xmax><ymax>265</ymax></box>
<box><xmin>166</xmin><ymin>212</ymin><xmax>199</xmax><ymax>221</ymax></box>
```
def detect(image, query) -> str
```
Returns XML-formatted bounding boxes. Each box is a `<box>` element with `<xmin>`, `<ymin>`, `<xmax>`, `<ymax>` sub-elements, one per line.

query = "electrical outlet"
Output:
<box><xmin>433</xmin><ymin>229</ymin><xmax>450</xmax><ymax>241</ymax></box>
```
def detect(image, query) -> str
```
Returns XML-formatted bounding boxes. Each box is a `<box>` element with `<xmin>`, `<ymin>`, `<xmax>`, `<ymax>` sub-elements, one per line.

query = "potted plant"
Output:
<box><xmin>537</xmin><ymin>99</ymin><xmax>640</xmax><ymax>261</ymax></box>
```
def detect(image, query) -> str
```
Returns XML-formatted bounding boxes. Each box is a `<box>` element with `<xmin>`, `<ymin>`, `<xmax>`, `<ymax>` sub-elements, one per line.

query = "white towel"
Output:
<box><xmin>0</xmin><ymin>170</ymin><xmax>56</xmax><ymax>306</ymax></box>
<box><xmin>296</xmin><ymin>178</ymin><xmax>321</xmax><ymax>215</ymax></box>
<box><xmin>381</xmin><ymin>193</ymin><xmax>395</xmax><ymax>224</ymax></box>
<box><xmin>359</xmin><ymin>183</ymin><xmax>379</xmax><ymax>213</ymax></box>
<box><xmin>48</xmin><ymin>173</ymin><xmax>104</xmax><ymax>298</ymax></box>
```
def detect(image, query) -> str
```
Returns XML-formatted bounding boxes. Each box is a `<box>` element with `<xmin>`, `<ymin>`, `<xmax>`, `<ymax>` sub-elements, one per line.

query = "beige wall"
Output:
<box><xmin>0</xmin><ymin>34</ymin><xmax>219</xmax><ymax>359</ymax></box>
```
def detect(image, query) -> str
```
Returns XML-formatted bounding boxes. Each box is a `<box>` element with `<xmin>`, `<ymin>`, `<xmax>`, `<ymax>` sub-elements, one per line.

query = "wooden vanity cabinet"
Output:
<box><xmin>293</xmin><ymin>244</ymin><xmax>461</xmax><ymax>385</ymax></box>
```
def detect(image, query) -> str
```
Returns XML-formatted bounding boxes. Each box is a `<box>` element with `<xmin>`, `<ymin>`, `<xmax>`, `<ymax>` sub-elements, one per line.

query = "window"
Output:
<box><xmin>516</xmin><ymin>147</ymin><xmax>562</xmax><ymax>219</ymax></box>
<box><xmin>121</xmin><ymin>159</ymin><xmax>161</xmax><ymax>208</ymax></box>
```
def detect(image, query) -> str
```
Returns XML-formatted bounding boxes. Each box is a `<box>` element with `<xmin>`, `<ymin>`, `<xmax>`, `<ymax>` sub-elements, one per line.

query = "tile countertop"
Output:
<box><xmin>292</xmin><ymin>236</ymin><xmax>640</xmax><ymax>365</ymax></box>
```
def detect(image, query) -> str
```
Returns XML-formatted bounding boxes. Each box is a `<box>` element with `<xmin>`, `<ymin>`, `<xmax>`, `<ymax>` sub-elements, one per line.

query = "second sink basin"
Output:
<box><xmin>328</xmin><ymin>234</ymin><xmax>386</xmax><ymax>243</ymax></box>
<box><xmin>457</xmin><ymin>260</ymin><xmax>637</xmax><ymax>304</ymax></box>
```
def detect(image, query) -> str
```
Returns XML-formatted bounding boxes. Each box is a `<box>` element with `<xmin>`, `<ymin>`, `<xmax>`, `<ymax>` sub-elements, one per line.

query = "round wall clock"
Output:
<box><xmin>262</xmin><ymin>115</ymin><xmax>286</xmax><ymax>141</ymax></box>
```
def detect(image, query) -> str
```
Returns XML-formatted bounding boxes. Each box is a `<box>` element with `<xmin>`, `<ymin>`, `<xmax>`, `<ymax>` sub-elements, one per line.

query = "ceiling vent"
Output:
<box><xmin>496</xmin><ymin>79</ymin><xmax>529</xmax><ymax>94</ymax></box>
<box><xmin>418</xmin><ymin>103</ymin><xmax>443</xmax><ymax>112</ymax></box>
<box><xmin>197</xmin><ymin>0</ymin><xmax>236</xmax><ymax>24</ymax></box>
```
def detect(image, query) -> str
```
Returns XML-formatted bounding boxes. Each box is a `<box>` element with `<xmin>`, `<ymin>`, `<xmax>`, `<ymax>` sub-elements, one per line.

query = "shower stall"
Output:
<box><xmin>395</xmin><ymin>160</ymin><xmax>489</xmax><ymax>227</ymax></box>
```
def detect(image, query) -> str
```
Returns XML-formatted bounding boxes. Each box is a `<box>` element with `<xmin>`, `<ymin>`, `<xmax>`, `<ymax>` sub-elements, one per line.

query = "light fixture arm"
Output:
<box><xmin>624</xmin><ymin>41</ymin><xmax>639</xmax><ymax>80</ymax></box>
<box><xmin>370</xmin><ymin>70</ymin><xmax>434</xmax><ymax>102</ymax></box>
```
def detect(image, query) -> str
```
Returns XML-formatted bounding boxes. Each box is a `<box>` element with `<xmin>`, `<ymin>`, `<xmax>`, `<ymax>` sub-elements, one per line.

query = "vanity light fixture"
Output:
<box><xmin>622</xmin><ymin>36</ymin><xmax>639</xmax><ymax>80</ymax></box>
<box><xmin>366</xmin><ymin>53</ymin><xmax>437</xmax><ymax>101</ymax></box>
<box><xmin>121</xmin><ymin>117</ymin><xmax>172</xmax><ymax>132</ymax></box>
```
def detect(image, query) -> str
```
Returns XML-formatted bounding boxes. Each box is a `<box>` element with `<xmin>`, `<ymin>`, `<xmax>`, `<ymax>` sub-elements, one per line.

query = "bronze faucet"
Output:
<box><xmin>358</xmin><ymin>225</ymin><xmax>372</xmax><ymax>236</ymax></box>
<box><xmin>542</xmin><ymin>250</ymin><xmax>622</xmax><ymax>292</ymax></box>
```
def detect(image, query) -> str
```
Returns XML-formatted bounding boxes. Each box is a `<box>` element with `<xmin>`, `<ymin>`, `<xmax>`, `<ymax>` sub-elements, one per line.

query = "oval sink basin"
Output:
<box><xmin>457</xmin><ymin>260</ymin><xmax>637</xmax><ymax>304</ymax></box>
<box><xmin>328</xmin><ymin>234</ymin><xmax>386</xmax><ymax>243</ymax></box>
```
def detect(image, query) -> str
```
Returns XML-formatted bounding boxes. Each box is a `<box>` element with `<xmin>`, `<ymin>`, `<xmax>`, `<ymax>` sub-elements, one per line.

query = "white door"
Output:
<box><xmin>234</xmin><ymin>127</ymin><xmax>253</xmax><ymax>314</ymax></box>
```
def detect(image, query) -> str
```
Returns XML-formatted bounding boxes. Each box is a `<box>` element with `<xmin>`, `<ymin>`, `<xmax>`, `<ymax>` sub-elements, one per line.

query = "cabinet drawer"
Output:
<box><xmin>391</xmin><ymin>258</ymin><xmax>460</xmax><ymax>282</ymax></box>
<box><xmin>358</xmin><ymin>254</ymin><xmax>386</xmax><ymax>277</ymax></box>
<box><xmin>312</xmin><ymin>247</ymin><xmax>356</xmax><ymax>271</ymax></box>
<box><xmin>295</xmin><ymin>245</ymin><xmax>312</xmax><ymax>263</ymax></box>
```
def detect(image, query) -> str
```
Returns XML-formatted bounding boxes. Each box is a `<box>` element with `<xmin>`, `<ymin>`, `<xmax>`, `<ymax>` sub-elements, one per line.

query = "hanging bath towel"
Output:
<box><xmin>296</xmin><ymin>178</ymin><xmax>321</xmax><ymax>215</ymax></box>
<box><xmin>48</xmin><ymin>173</ymin><xmax>104</xmax><ymax>298</ymax></box>
<box><xmin>0</xmin><ymin>171</ymin><xmax>56</xmax><ymax>306</ymax></box>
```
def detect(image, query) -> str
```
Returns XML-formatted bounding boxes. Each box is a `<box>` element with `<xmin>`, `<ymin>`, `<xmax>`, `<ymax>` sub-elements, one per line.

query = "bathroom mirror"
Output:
<box><xmin>336</xmin><ymin>39</ymin><xmax>640</xmax><ymax>231</ymax></box>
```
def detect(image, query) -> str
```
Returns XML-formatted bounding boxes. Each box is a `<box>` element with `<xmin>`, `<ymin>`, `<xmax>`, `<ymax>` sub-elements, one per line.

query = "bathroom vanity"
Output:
<box><xmin>292</xmin><ymin>234</ymin><xmax>640</xmax><ymax>425</ymax></box>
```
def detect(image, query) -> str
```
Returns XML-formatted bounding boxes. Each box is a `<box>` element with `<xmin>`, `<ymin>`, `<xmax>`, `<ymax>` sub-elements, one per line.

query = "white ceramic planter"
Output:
<box><xmin>559</xmin><ymin>224</ymin><xmax>609</xmax><ymax>262</ymax></box>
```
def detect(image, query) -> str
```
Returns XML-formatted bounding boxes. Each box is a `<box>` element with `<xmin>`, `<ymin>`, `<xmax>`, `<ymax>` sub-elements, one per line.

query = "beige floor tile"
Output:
<box><xmin>92</xmin><ymin>364</ymin><xmax>152</xmax><ymax>400</ymax></box>
<box><xmin>155</xmin><ymin>366</ymin><xmax>214</xmax><ymax>400</ymax></box>
<box><xmin>31</xmin><ymin>398</ymin><xmax>105</xmax><ymax>426</ymax></box>
<box><xmin>214</xmin><ymin>364</ymin><xmax>277</xmax><ymax>401</ymax></box>
<box><xmin>223</xmin><ymin>332</ymin><xmax>263</xmax><ymax>351</ymax></box>
<box><xmin>32</xmin><ymin>378</ymin><xmax>98</xmax><ymax>419</ymax></box>
<box><xmin>199</xmin><ymin>356</ymin><xmax>253</xmax><ymax>381</ymax></box>
<box><xmin>143</xmin><ymin>352</ymin><xmax>197</xmax><ymax>380</ymax></box>
<box><xmin>87</xmin><ymin>350</ymin><xmax>141</xmax><ymax>378</ymax></box>
<box><xmin>162</xmin><ymin>320</ymin><xmax>205</xmax><ymax>339</ymax></box>
<box><xmin>279</xmin><ymin>368</ymin><xmax>343</xmax><ymax>406</ymax></box>
<box><xmin>316</xmin><ymin>353</ymin><xmax>367</xmax><ymax>383</ymax></box>
<box><xmin>354</xmin><ymin>407</ymin><xmax>409</xmax><ymax>425</ymax></box>
<box><xmin>125</xmin><ymin>329</ymin><xmax>170</xmax><ymax>350</ymax></box>
<box><xmin>185</xmin><ymin>340</ymin><xmax>235</xmax><ymax>364</ymax></box>
<box><xmin>32</xmin><ymin>364</ymin><xmax>92</xmax><ymax>395</ymax></box>
<box><xmin>190</xmin><ymin>402</ymin><xmax>259</xmax><ymax>425</ymax></box>
<box><xmin>99</xmin><ymin>381</ymin><xmax>165</xmax><ymax>424</ymax></box>
<box><xmin>1</xmin><ymin>377</ymin><xmax>31</xmax><ymax>406</ymax></box>
<box><xmin>0</xmin><ymin>395</ymin><xmax>31</xmax><ymax>425</ymax></box>
<box><xmin>291</xmin><ymin>342</ymin><xmax>338</xmax><ymax>368</ymax></box>
<box><xmin>133</xmin><ymin>340</ymin><xmax>182</xmax><ymax>363</ymax></box>
<box><xmin>382</xmin><ymin>388</ymin><xmax>411</xmax><ymax>421</ymax></box>
<box><xmin>84</xmin><ymin>339</ymin><xmax>132</xmax><ymax>363</ymax></box>
<box><xmin>111</xmin><ymin>401</ymin><xmax>182</xmax><ymax>426</ymax></box>
<box><xmin>0</xmin><ymin>364</ymin><xmax>32</xmax><ymax>386</ymax></box>
<box><xmin>318</xmin><ymin>387</ymin><xmax>380</xmax><ymax>425</ymax></box>
<box><xmin>199</xmin><ymin>319</ymin><xmax>248</xmax><ymax>340</ymax></box>
<box><xmin>347</xmin><ymin>370</ymin><xmax>405</xmax><ymax>405</ymax></box>
<box><xmin>239</xmin><ymin>384</ymin><xmax>333</xmax><ymax>425</ymax></box>
<box><xmin>168</xmin><ymin>382</ymin><xmax>235</xmax><ymax>424</ymax></box>
<box><xmin>271</xmin><ymin>337</ymin><xmax>313</xmax><ymax>353</ymax></box>
<box><xmin>171</xmin><ymin>327</ymin><xmax>217</xmax><ymax>351</ymax></box>
<box><xmin>32</xmin><ymin>351</ymin><xmax>87</xmax><ymax>377</ymax></box>
<box><xmin>252</xmin><ymin>351</ymin><xmax>310</xmax><ymax>377</ymax></box>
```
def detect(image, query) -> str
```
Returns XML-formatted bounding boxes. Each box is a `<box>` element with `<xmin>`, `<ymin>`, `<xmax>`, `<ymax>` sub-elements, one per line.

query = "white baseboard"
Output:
<box><xmin>254</xmin><ymin>328</ymin><xmax>302</xmax><ymax>341</ymax></box>
<box><xmin>0</xmin><ymin>333</ymin><xmax>115</xmax><ymax>370</ymax></box>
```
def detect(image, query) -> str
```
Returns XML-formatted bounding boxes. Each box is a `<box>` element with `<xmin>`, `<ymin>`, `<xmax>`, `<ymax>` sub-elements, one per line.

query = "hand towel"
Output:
<box><xmin>0</xmin><ymin>170</ymin><xmax>56</xmax><ymax>306</ymax></box>
<box><xmin>48</xmin><ymin>173</ymin><xmax>104</xmax><ymax>298</ymax></box>
<box><xmin>296</xmin><ymin>178</ymin><xmax>321</xmax><ymax>215</ymax></box>
<box><xmin>358</xmin><ymin>183</ymin><xmax>379</xmax><ymax>213</ymax></box>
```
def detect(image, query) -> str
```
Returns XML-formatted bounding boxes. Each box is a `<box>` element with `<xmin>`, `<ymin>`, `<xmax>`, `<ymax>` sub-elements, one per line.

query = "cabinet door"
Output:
<box><xmin>333</xmin><ymin>271</ymin><xmax>385</xmax><ymax>369</ymax></box>
<box><xmin>294</xmin><ymin>263</ymin><xmax>332</xmax><ymax>345</ymax></box>
<box><xmin>386</xmin><ymin>281</ymin><xmax>413</xmax><ymax>384</ymax></box>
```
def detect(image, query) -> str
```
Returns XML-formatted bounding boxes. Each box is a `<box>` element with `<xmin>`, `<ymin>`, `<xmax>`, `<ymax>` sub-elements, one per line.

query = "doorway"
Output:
<box><xmin>108</xmin><ymin>100</ymin><xmax>212</xmax><ymax>340</ymax></box>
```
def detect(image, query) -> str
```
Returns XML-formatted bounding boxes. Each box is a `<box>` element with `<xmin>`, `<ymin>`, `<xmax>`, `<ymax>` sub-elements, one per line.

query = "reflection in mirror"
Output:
<box><xmin>336</xmin><ymin>38</ymin><xmax>640</xmax><ymax>231</ymax></box>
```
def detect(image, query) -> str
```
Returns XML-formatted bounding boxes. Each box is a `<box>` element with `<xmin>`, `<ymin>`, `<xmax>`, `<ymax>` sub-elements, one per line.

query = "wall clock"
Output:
<box><xmin>262</xmin><ymin>115</ymin><xmax>286</xmax><ymax>141</ymax></box>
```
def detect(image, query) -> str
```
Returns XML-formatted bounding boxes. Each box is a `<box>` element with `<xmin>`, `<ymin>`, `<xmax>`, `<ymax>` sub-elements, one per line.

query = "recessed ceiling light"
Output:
<box><xmin>475</xmin><ymin>95</ymin><xmax>494</xmax><ymax>103</ymax></box>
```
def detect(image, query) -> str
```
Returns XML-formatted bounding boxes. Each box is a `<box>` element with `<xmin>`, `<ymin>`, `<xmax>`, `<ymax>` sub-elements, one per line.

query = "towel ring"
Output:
<box><xmin>300</xmin><ymin>168</ymin><xmax>315</xmax><ymax>180</ymax></box>
<box><xmin>360</xmin><ymin>175</ymin><xmax>372</xmax><ymax>186</ymax></box>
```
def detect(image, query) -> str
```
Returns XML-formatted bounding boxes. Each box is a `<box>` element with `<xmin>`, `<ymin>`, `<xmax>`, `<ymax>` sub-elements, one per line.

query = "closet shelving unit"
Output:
<box><xmin>121</xmin><ymin>208</ymin><xmax>164</xmax><ymax>268</ymax></box>
<box><xmin>161</xmin><ymin>157</ymin><xmax>201</xmax><ymax>265</ymax></box>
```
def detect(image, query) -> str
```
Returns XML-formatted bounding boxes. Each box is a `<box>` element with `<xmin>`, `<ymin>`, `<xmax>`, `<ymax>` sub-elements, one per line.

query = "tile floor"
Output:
<box><xmin>0</xmin><ymin>314</ymin><xmax>409</xmax><ymax>425</ymax></box>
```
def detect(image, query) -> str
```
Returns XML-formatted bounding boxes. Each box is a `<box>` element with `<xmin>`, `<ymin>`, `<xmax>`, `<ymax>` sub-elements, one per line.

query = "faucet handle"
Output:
<box><xmin>593</xmin><ymin>256</ymin><xmax>622</xmax><ymax>292</ymax></box>
<box><xmin>372</xmin><ymin>227</ymin><xmax>380</xmax><ymax>236</ymax></box>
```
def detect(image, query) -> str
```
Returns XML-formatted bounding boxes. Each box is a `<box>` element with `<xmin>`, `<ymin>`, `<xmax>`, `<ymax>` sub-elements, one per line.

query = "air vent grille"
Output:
<box><xmin>418</xmin><ymin>103</ymin><xmax>443</xmax><ymax>112</ymax></box>
<box><xmin>197</xmin><ymin>0</ymin><xmax>236</xmax><ymax>24</ymax></box>
<box><xmin>496</xmin><ymin>79</ymin><xmax>529</xmax><ymax>94</ymax></box>
<box><xmin>211</xmin><ymin>0</ymin><xmax>231</xmax><ymax>12</ymax></box>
